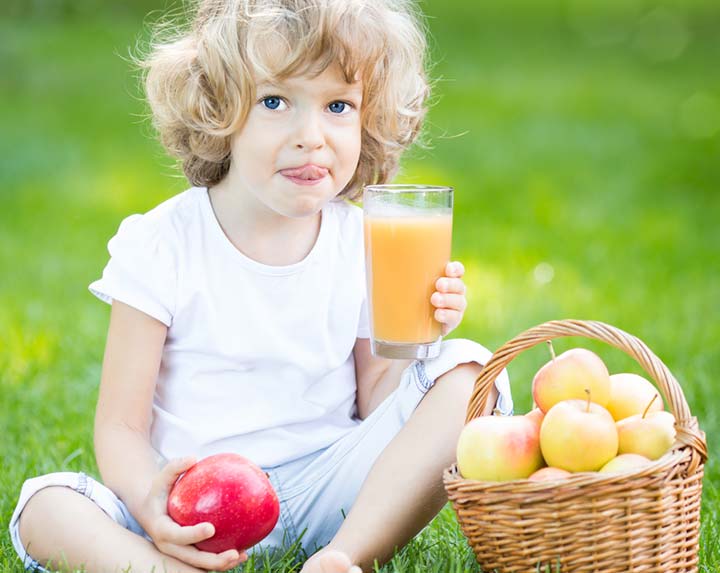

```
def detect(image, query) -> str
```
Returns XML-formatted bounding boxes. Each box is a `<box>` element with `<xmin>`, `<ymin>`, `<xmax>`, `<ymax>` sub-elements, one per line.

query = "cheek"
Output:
<box><xmin>230</xmin><ymin>118</ymin><xmax>279</xmax><ymax>167</ymax></box>
<box><xmin>340</xmin><ymin>123</ymin><xmax>362</xmax><ymax>168</ymax></box>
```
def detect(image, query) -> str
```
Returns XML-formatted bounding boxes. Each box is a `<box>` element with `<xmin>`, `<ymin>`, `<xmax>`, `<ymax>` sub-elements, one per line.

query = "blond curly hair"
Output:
<box><xmin>140</xmin><ymin>0</ymin><xmax>430</xmax><ymax>199</ymax></box>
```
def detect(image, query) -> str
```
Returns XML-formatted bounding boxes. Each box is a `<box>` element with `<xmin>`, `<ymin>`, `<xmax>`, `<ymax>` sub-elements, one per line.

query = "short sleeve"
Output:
<box><xmin>88</xmin><ymin>213</ymin><xmax>177</xmax><ymax>326</ymax></box>
<box><xmin>423</xmin><ymin>339</ymin><xmax>514</xmax><ymax>416</ymax></box>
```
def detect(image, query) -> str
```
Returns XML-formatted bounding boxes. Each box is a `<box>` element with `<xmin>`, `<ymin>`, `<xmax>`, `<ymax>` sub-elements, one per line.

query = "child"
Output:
<box><xmin>10</xmin><ymin>1</ymin><xmax>512</xmax><ymax>572</ymax></box>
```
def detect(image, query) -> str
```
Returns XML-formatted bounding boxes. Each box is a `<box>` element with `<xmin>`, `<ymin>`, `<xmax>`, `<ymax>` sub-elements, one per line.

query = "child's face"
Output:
<box><xmin>225</xmin><ymin>63</ymin><xmax>362</xmax><ymax>219</ymax></box>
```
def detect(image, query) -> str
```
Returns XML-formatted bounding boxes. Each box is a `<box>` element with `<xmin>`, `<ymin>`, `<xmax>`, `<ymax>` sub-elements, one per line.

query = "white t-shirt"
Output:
<box><xmin>89</xmin><ymin>187</ymin><xmax>370</xmax><ymax>468</ymax></box>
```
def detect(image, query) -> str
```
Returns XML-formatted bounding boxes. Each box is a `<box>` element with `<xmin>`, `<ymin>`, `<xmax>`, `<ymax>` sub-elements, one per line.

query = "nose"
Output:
<box><xmin>292</xmin><ymin>109</ymin><xmax>325</xmax><ymax>151</ymax></box>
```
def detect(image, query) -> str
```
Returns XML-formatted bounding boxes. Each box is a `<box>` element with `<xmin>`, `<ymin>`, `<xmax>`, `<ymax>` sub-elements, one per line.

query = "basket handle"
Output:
<box><xmin>468</xmin><ymin>319</ymin><xmax>708</xmax><ymax>469</ymax></box>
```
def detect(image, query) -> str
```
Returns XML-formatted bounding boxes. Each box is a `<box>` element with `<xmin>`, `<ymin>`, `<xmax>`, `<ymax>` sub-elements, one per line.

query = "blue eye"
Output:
<box><xmin>262</xmin><ymin>96</ymin><xmax>282</xmax><ymax>110</ymax></box>
<box><xmin>329</xmin><ymin>101</ymin><xmax>348</xmax><ymax>114</ymax></box>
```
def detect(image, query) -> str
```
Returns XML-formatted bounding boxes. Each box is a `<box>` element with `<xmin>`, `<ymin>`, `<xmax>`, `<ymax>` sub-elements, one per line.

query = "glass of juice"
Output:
<box><xmin>363</xmin><ymin>184</ymin><xmax>453</xmax><ymax>359</ymax></box>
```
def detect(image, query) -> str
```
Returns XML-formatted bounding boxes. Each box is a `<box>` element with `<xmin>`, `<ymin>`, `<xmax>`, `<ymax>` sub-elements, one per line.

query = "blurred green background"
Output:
<box><xmin>1</xmin><ymin>0</ymin><xmax>718</xmax><ymax>571</ymax></box>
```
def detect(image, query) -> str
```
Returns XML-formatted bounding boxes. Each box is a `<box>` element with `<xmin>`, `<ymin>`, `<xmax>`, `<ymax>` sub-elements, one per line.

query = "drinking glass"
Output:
<box><xmin>363</xmin><ymin>184</ymin><xmax>453</xmax><ymax>359</ymax></box>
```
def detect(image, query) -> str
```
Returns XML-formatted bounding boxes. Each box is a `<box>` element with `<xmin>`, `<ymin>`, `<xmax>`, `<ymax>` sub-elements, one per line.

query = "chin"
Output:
<box><xmin>280</xmin><ymin>198</ymin><xmax>324</xmax><ymax>219</ymax></box>
<box><xmin>286</xmin><ymin>192</ymin><xmax>339</xmax><ymax>218</ymax></box>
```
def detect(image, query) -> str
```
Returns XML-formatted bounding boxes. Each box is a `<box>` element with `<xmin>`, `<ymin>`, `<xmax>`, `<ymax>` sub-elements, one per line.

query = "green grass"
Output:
<box><xmin>1</xmin><ymin>0</ymin><xmax>719</xmax><ymax>571</ymax></box>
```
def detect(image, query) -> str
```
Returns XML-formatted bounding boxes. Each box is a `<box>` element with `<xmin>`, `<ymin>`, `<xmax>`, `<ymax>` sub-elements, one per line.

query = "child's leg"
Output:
<box><xmin>302</xmin><ymin>361</ymin><xmax>495</xmax><ymax>573</ymax></box>
<box><xmin>18</xmin><ymin>486</ymin><xmax>203</xmax><ymax>573</ymax></box>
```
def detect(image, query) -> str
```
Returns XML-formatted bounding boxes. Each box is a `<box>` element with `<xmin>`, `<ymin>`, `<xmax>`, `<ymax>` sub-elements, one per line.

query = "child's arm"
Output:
<box><xmin>354</xmin><ymin>261</ymin><xmax>469</xmax><ymax>419</ymax></box>
<box><xmin>94</xmin><ymin>301</ymin><xmax>167</xmax><ymax>525</ymax></box>
<box><xmin>93</xmin><ymin>300</ymin><xmax>245</xmax><ymax>571</ymax></box>
<box><xmin>353</xmin><ymin>340</ymin><xmax>412</xmax><ymax>419</ymax></box>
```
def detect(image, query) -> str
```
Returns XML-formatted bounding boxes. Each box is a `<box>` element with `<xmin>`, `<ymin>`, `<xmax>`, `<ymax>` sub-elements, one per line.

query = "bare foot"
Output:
<box><xmin>300</xmin><ymin>549</ymin><xmax>363</xmax><ymax>573</ymax></box>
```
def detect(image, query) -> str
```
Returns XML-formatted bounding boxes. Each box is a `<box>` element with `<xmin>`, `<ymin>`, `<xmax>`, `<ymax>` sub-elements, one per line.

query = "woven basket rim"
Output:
<box><xmin>443</xmin><ymin>446</ymin><xmax>690</xmax><ymax>491</ymax></box>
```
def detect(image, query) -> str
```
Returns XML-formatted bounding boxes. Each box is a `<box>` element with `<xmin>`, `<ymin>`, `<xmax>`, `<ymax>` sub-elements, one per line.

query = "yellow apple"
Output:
<box><xmin>599</xmin><ymin>453</ymin><xmax>652</xmax><ymax>474</ymax></box>
<box><xmin>528</xmin><ymin>467</ymin><xmax>572</xmax><ymax>481</ymax></box>
<box><xmin>616</xmin><ymin>409</ymin><xmax>676</xmax><ymax>460</ymax></box>
<box><xmin>532</xmin><ymin>348</ymin><xmax>611</xmax><ymax>413</ymax></box>
<box><xmin>540</xmin><ymin>398</ymin><xmax>618</xmax><ymax>472</ymax></box>
<box><xmin>607</xmin><ymin>373</ymin><xmax>663</xmax><ymax>421</ymax></box>
<box><xmin>457</xmin><ymin>415</ymin><xmax>543</xmax><ymax>481</ymax></box>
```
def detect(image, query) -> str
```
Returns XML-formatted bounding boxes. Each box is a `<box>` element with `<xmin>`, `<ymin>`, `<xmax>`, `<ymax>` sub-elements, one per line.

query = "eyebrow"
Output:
<box><xmin>256</xmin><ymin>80</ymin><xmax>362</xmax><ymax>99</ymax></box>
<box><xmin>255</xmin><ymin>81</ymin><xmax>283</xmax><ymax>92</ymax></box>
<box><xmin>327</xmin><ymin>86</ymin><xmax>363</xmax><ymax>101</ymax></box>
<box><xmin>255</xmin><ymin>80</ymin><xmax>283</xmax><ymax>90</ymax></box>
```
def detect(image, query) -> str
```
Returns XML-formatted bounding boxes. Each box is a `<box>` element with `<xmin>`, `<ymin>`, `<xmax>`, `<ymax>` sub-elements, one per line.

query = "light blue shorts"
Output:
<box><xmin>9</xmin><ymin>339</ymin><xmax>512</xmax><ymax>571</ymax></box>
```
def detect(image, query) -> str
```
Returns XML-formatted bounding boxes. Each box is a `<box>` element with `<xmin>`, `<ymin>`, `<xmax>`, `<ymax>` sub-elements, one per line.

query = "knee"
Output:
<box><xmin>437</xmin><ymin>361</ymin><xmax>481</xmax><ymax>397</ymax></box>
<box><xmin>18</xmin><ymin>486</ymin><xmax>73</xmax><ymax>553</ymax></box>
<box><xmin>436</xmin><ymin>361</ymin><xmax>497</xmax><ymax>417</ymax></box>
<box><xmin>430</xmin><ymin>362</ymin><xmax>479</xmax><ymax>419</ymax></box>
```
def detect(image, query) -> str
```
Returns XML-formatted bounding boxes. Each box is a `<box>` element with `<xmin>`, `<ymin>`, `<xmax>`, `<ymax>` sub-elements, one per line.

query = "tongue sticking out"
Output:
<box><xmin>280</xmin><ymin>165</ymin><xmax>329</xmax><ymax>180</ymax></box>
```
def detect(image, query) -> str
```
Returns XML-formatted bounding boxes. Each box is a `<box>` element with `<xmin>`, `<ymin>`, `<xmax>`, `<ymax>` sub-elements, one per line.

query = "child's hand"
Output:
<box><xmin>144</xmin><ymin>457</ymin><xmax>248</xmax><ymax>571</ymax></box>
<box><xmin>431</xmin><ymin>261</ymin><xmax>467</xmax><ymax>336</ymax></box>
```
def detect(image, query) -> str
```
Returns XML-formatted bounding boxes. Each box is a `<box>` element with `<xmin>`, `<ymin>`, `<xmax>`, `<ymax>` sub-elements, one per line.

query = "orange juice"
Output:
<box><xmin>364</xmin><ymin>213</ymin><xmax>453</xmax><ymax>344</ymax></box>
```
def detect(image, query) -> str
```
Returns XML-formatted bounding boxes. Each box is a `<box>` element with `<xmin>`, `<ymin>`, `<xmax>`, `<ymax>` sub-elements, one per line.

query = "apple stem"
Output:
<box><xmin>585</xmin><ymin>388</ymin><xmax>591</xmax><ymax>413</ymax></box>
<box><xmin>547</xmin><ymin>340</ymin><xmax>556</xmax><ymax>361</ymax></box>
<box><xmin>642</xmin><ymin>394</ymin><xmax>659</xmax><ymax>419</ymax></box>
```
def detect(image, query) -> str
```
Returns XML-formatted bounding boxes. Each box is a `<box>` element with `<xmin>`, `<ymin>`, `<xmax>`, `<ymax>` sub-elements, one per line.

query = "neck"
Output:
<box><xmin>208</xmin><ymin>182</ymin><xmax>322</xmax><ymax>266</ymax></box>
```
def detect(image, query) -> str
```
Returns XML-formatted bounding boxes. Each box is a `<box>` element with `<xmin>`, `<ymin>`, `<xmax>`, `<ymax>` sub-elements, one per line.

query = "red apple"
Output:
<box><xmin>532</xmin><ymin>348</ymin><xmax>611</xmax><ymax>413</ymax></box>
<box><xmin>167</xmin><ymin>453</ymin><xmax>279</xmax><ymax>553</ymax></box>
<box><xmin>457</xmin><ymin>415</ymin><xmax>543</xmax><ymax>481</ymax></box>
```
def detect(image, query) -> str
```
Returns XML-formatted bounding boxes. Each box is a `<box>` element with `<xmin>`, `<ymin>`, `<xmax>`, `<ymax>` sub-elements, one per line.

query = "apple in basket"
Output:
<box><xmin>599</xmin><ymin>453</ymin><xmax>653</xmax><ymax>474</ymax></box>
<box><xmin>532</xmin><ymin>346</ymin><xmax>611</xmax><ymax>413</ymax></box>
<box><xmin>525</xmin><ymin>407</ymin><xmax>545</xmax><ymax>429</ymax></box>
<box><xmin>616</xmin><ymin>395</ymin><xmax>677</xmax><ymax>460</ymax></box>
<box><xmin>528</xmin><ymin>467</ymin><xmax>572</xmax><ymax>481</ymax></box>
<box><xmin>607</xmin><ymin>372</ymin><xmax>664</xmax><ymax>421</ymax></box>
<box><xmin>457</xmin><ymin>414</ymin><xmax>543</xmax><ymax>481</ymax></box>
<box><xmin>167</xmin><ymin>453</ymin><xmax>280</xmax><ymax>553</ymax></box>
<box><xmin>539</xmin><ymin>394</ymin><xmax>619</xmax><ymax>472</ymax></box>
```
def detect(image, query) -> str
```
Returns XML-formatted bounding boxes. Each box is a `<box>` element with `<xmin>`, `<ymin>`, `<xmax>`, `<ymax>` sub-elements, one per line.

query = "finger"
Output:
<box><xmin>158</xmin><ymin>517</ymin><xmax>216</xmax><ymax>546</ymax></box>
<box><xmin>435</xmin><ymin>277</ymin><xmax>466</xmax><ymax>295</ymax></box>
<box><xmin>445</xmin><ymin>261</ymin><xmax>465</xmax><ymax>278</ymax></box>
<box><xmin>435</xmin><ymin>308</ymin><xmax>462</xmax><ymax>329</ymax></box>
<box><xmin>166</xmin><ymin>544</ymin><xmax>242</xmax><ymax>572</ymax></box>
<box><xmin>431</xmin><ymin>292</ymin><xmax>467</xmax><ymax>312</ymax></box>
<box><xmin>154</xmin><ymin>457</ymin><xmax>197</xmax><ymax>496</ymax></box>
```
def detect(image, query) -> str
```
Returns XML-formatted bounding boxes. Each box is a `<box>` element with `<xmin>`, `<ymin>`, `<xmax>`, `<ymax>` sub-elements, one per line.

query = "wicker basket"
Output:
<box><xmin>443</xmin><ymin>319</ymin><xmax>708</xmax><ymax>573</ymax></box>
